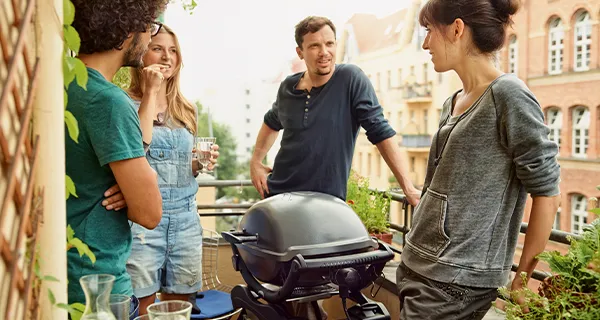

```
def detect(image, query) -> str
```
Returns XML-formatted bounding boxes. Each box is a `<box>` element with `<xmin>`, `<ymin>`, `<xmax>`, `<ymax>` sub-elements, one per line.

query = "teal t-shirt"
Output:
<box><xmin>66</xmin><ymin>67</ymin><xmax>145</xmax><ymax>304</ymax></box>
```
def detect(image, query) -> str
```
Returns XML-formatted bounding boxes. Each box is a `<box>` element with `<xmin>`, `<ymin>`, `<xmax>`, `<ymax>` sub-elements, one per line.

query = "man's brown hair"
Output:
<box><xmin>294</xmin><ymin>16</ymin><xmax>336</xmax><ymax>48</ymax></box>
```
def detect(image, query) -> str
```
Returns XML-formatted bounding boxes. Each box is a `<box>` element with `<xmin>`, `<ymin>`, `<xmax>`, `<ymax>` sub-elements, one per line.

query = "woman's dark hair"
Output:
<box><xmin>419</xmin><ymin>0</ymin><xmax>521</xmax><ymax>53</ymax></box>
<box><xmin>72</xmin><ymin>0</ymin><xmax>169</xmax><ymax>54</ymax></box>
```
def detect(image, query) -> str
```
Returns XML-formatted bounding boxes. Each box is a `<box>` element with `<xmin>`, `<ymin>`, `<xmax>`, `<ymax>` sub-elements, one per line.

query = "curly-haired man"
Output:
<box><xmin>66</xmin><ymin>0</ymin><xmax>169</xmax><ymax>305</ymax></box>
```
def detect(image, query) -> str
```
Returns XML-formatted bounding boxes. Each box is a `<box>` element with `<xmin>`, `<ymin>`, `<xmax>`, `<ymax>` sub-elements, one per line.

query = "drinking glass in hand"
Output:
<box><xmin>194</xmin><ymin>137</ymin><xmax>216</xmax><ymax>173</ymax></box>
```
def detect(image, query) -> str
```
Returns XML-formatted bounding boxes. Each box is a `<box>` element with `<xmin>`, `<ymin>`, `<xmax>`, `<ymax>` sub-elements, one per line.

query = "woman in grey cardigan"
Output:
<box><xmin>397</xmin><ymin>0</ymin><xmax>561</xmax><ymax>319</ymax></box>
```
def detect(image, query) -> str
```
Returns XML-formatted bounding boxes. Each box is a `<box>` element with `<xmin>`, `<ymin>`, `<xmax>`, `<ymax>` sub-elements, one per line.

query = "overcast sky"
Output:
<box><xmin>164</xmin><ymin>0</ymin><xmax>412</xmax><ymax>103</ymax></box>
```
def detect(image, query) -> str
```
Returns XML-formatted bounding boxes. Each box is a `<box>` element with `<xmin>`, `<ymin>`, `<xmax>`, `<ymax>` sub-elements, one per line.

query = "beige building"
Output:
<box><xmin>336</xmin><ymin>1</ymin><xmax>461</xmax><ymax>223</ymax></box>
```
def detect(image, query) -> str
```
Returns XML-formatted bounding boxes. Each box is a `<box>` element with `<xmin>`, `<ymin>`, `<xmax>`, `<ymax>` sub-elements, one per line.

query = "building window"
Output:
<box><xmin>410</xmin><ymin>156</ymin><xmax>416</xmax><ymax>172</ymax></box>
<box><xmin>548</xmin><ymin>18</ymin><xmax>564</xmax><ymax>75</ymax></box>
<box><xmin>438</xmin><ymin>73</ymin><xmax>443</xmax><ymax>84</ymax></box>
<box><xmin>367</xmin><ymin>153</ymin><xmax>372</xmax><ymax>176</ymax></box>
<box><xmin>571</xmin><ymin>194</ymin><xmax>588</xmax><ymax>235</ymax></box>
<box><xmin>387</xmin><ymin>70</ymin><xmax>392</xmax><ymax>89</ymax></box>
<box><xmin>572</xmin><ymin>106</ymin><xmax>590</xmax><ymax>158</ymax></box>
<box><xmin>546</xmin><ymin>108</ymin><xmax>562</xmax><ymax>149</ymax></box>
<box><xmin>245</xmin><ymin>133</ymin><xmax>251</xmax><ymax>138</ymax></box>
<box><xmin>423</xmin><ymin>110</ymin><xmax>429</xmax><ymax>133</ymax></box>
<box><xmin>398</xmin><ymin>111</ymin><xmax>403</xmax><ymax>129</ymax></box>
<box><xmin>423</xmin><ymin>63</ymin><xmax>428</xmax><ymax>83</ymax></box>
<box><xmin>574</xmin><ymin>11</ymin><xmax>592</xmax><ymax>71</ymax></box>
<box><xmin>397</xmin><ymin>68</ymin><xmax>402</xmax><ymax>87</ymax></box>
<box><xmin>410</xmin><ymin>111</ymin><xmax>416</xmax><ymax>124</ymax></box>
<box><xmin>246</xmin><ymin>118</ymin><xmax>251</xmax><ymax>123</ymax></box>
<box><xmin>245</xmin><ymin>104</ymin><xmax>250</xmax><ymax>110</ymax></box>
<box><xmin>246</xmin><ymin>147</ymin><xmax>251</xmax><ymax>152</ymax></box>
<box><xmin>554</xmin><ymin>208</ymin><xmax>561</xmax><ymax>230</ymax></box>
<box><xmin>376</xmin><ymin>72</ymin><xmax>381</xmax><ymax>91</ymax></box>
<box><xmin>508</xmin><ymin>35</ymin><xmax>518</xmax><ymax>74</ymax></box>
<box><xmin>245</xmin><ymin>89</ymin><xmax>251</xmax><ymax>95</ymax></box>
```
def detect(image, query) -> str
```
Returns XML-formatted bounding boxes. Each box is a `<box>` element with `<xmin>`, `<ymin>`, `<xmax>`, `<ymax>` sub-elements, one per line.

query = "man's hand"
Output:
<box><xmin>102</xmin><ymin>184</ymin><xmax>127</xmax><ymax>211</ymax></box>
<box><xmin>510</xmin><ymin>274</ymin><xmax>530</xmax><ymax>313</ymax></box>
<box><xmin>404</xmin><ymin>186</ymin><xmax>421</xmax><ymax>207</ymax></box>
<box><xmin>141</xmin><ymin>64</ymin><xmax>167</xmax><ymax>95</ymax></box>
<box><xmin>250</xmin><ymin>160</ymin><xmax>272</xmax><ymax>199</ymax></box>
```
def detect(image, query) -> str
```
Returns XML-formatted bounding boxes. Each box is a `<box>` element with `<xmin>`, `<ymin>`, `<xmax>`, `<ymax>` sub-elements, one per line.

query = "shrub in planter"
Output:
<box><xmin>346</xmin><ymin>171</ymin><xmax>392</xmax><ymax>243</ymax></box>
<box><xmin>500</xmin><ymin>219</ymin><xmax>600</xmax><ymax>319</ymax></box>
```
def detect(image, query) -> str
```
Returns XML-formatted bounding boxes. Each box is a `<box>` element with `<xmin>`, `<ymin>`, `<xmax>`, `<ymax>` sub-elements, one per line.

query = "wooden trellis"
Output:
<box><xmin>0</xmin><ymin>0</ymin><xmax>44</xmax><ymax>319</ymax></box>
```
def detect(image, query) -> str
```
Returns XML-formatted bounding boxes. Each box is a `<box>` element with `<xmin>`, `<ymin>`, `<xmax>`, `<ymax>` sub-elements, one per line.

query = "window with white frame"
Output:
<box><xmin>548</xmin><ymin>18</ymin><xmax>564</xmax><ymax>74</ymax></box>
<box><xmin>508</xmin><ymin>35</ymin><xmax>518</xmax><ymax>73</ymax></box>
<box><xmin>574</xmin><ymin>11</ymin><xmax>592</xmax><ymax>71</ymax></box>
<box><xmin>571</xmin><ymin>194</ymin><xmax>588</xmax><ymax>235</ymax></box>
<box><xmin>572</xmin><ymin>107</ymin><xmax>590</xmax><ymax>157</ymax></box>
<box><xmin>546</xmin><ymin>108</ymin><xmax>562</xmax><ymax>149</ymax></box>
<box><xmin>553</xmin><ymin>208</ymin><xmax>561</xmax><ymax>230</ymax></box>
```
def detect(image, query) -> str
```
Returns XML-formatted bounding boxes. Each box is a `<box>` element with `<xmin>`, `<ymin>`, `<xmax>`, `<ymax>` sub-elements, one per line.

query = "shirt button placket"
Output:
<box><xmin>304</xmin><ymin>95</ymin><xmax>309</xmax><ymax>126</ymax></box>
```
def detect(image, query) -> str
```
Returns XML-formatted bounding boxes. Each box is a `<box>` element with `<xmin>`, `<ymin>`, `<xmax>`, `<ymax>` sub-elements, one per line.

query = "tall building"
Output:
<box><xmin>240</xmin><ymin>58</ymin><xmax>307</xmax><ymax>165</ymax></box>
<box><xmin>500</xmin><ymin>0</ymin><xmax>600</xmax><ymax>237</ymax></box>
<box><xmin>336</xmin><ymin>1</ymin><xmax>461</xmax><ymax>224</ymax></box>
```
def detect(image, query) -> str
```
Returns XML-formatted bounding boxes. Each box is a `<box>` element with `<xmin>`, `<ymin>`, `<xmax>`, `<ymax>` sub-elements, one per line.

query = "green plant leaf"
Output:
<box><xmin>63</xmin><ymin>0</ymin><xmax>75</xmax><ymax>25</ymax></box>
<box><xmin>64</xmin><ymin>25</ymin><xmax>80</xmax><ymax>54</ymax></box>
<box><xmin>65</xmin><ymin>174</ymin><xmax>77</xmax><ymax>199</ymax></box>
<box><xmin>68</xmin><ymin>302</ymin><xmax>85</xmax><ymax>320</ymax></box>
<box><xmin>64</xmin><ymin>110</ymin><xmax>79</xmax><ymax>143</ymax></box>
<box><xmin>68</xmin><ymin>237</ymin><xmax>96</xmax><ymax>264</ymax></box>
<box><xmin>64</xmin><ymin>89</ymin><xmax>68</xmax><ymax>109</ymax></box>
<box><xmin>67</xmin><ymin>225</ymin><xmax>75</xmax><ymax>241</ymax></box>
<box><xmin>43</xmin><ymin>275</ymin><xmax>60</xmax><ymax>282</ymax></box>
<box><xmin>48</xmin><ymin>288</ymin><xmax>56</xmax><ymax>305</ymax></box>
<box><xmin>73</xmin><ymin>58</ymin><xmax>88</xmax><ymax>90</ymax></box>
<box><xmin>590</xmin><ymin>208</ymin><xmax>600</xmax><ymax>215</ymax></box>
<box><xmin>63</xmin><ymin>56</ymin><xmax>76</xmax><ymax>87</ymax></box>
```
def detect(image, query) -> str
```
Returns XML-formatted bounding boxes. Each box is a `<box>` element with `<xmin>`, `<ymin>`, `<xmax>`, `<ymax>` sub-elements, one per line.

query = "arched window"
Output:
<box><xmin>572</xmin><ymin>106</ymin><xmax>590</xmax><ymax>157</ymax></box>
<box><xmin>548</xmin><ymin>18</ymin><xmax>564</xmax><ymax>74</ymax></box>
<box><xmin>574</xmin><ymin>11</ymin><xmax>592</xmax><ymax>71</ymax></box>
<box><xmin>508</xmin><ymin>35</ymin><xmax>518</xmax><ymax>74</ymax></box>
<box><xmin>570</xmin><ymin>194</ymin><xmax>588</xmax><ymax>234</ymax></box>
<box><xmin>546</xmin><ymin>108</ymin><xmax>562</xmax><ymax>149</ymax></box>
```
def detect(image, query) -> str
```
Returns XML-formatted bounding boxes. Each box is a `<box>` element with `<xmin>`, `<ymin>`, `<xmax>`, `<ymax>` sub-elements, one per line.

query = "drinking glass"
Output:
<box><xmin>147</xmin><ymin>301</ymin><xmax>192</xmax><ymax>320</ymax></box>
<box><xmin>132</xmin><ymin>315</ymin><xmax>149</xmax><ymax>320</ymax></box>
<box><xmin>109</xmin><ymin>294</ymin><xmax>131</xmax><ymax>320</ymax></box>
<box><xmin>194</xmin><ymin>137</ymin><xmax>216</xmax><ymax>173</ymax></box>
<box><xmin>80</xmin><ymin>274</ymin><xmax>117</xmax><ymax>320</ymax></box>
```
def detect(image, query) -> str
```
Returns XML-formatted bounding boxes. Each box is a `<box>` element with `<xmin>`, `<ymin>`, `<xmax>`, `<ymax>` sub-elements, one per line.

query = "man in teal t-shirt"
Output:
<box><xmin>66</xmin><ymin>0</ymin><xmax>168</xmax><ymax>305</ymax></box>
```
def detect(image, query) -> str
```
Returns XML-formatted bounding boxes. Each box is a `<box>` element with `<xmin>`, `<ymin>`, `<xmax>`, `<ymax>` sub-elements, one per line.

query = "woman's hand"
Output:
<box><xmin>102</xmin><ymin>184</ymin><xmax>127</xmax><ymax>211</ymax></box>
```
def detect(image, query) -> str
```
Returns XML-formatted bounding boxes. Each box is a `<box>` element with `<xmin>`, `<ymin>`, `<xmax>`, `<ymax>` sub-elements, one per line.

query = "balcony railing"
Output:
<box><xmin>403</xmin><ymin>82</ymin><xmax>432</xmax><ymax>100</ymax></box>
<box><xmin>196</xmin><ymin>179</ymin><xmax>577</xmax><ymax>315</ymax></box>
<box><xmin>401</xmin><ymin>134</ymin><xmax>431</xmax><ymax>148</ymax></box>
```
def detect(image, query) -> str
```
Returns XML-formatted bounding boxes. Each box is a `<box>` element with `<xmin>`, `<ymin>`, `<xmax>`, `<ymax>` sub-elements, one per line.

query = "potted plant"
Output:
<box><xmin>346</xmin><ymin>171</ymin><xmax>393</xmax><ymax>244</ymax></box>
<box><xmin>500</xmin><ymin>218</ymin><xmax>600</xmax><ymax>319</ymax></box>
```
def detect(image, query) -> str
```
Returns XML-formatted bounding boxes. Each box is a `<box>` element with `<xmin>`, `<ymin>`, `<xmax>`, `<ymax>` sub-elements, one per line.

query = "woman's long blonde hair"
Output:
<box><xmin>128</xmin><ymin>24</ymin><xmax>197</xmax><ymax>135</ymax></box>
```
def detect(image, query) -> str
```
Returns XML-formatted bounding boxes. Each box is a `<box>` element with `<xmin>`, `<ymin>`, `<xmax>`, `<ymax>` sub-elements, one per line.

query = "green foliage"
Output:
<box><xmin>66</xmin><ymin>225</ymin><xmax>96</xmax><ymax>264</ymax></box>
<box><xmin>501</xmin><ymin>219</ymin><xmax>600</xmax><ymax>319</ymax></box>
<box><xmin>346</xmin><ymin>171</ymin><xmax>391</xmax><ymax>234</ymax></box>
<box><xmin>195</xmin><ymin>101</ymin><xmax>240</xmax><ymax>198</ymax></box>
<box><xmin>112</xmin><ymin>67</ymin><xmax>131</xmax><ymax>89</ymax></box>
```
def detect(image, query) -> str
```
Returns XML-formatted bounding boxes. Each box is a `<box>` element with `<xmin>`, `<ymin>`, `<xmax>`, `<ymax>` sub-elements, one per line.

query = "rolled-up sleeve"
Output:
<box><xmin>350</xmin><ymin>66</ymin><xmax>396</xmax><ymax>144</ymax></box>
<box><xmin>495</xmin><ymin>82</ymin><xmax>561</xmax><ymax>197</ymax></box>
<box><xmin>264</xmin><ymin>84</ymin><xmax>283</xmax><ymax>131</ymax></box>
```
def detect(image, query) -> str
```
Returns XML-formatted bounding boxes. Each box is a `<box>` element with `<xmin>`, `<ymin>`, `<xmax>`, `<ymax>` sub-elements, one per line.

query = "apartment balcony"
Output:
<box><xmin>195</xmin><ymin>180</ymin><xmax>578</xmax><ymax>320</ymax></box>
<box><xmin>400</xmin><ymin>134</ymin><xmax>431</xmax><ymax>151</ymax></box>
<box><xmin>403</xmin><ymin>81</ymin><xmax>432</xmax><ymax>104</ymax></box>
<box><xmin>383</xmin><ymin>82</ymin><xmax>433</xmax><ymax>106</ymax></box>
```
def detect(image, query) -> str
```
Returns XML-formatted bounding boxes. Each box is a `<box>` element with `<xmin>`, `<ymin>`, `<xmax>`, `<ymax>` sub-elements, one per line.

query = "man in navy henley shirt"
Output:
<box><xmin>250</xmin><ymin>16</ymin><xmax>420</xmax><ymax>207</ymax></box>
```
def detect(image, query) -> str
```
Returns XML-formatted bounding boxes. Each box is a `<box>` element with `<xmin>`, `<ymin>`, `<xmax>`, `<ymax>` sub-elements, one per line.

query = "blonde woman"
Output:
<box><xmin>126</xmin><ymin>24</ymin><xmax>219</xmax><ymax>315</ymax></box>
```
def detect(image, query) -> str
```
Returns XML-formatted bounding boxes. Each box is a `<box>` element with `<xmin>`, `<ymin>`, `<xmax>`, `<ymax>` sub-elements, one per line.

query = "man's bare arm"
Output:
<box><xmin>109</xmin><ymin>157</ymin><xmax>162</xmax><ymax>229</ymax></box>
<box><xmin>376</xmin><ymin>137</ymin><xmax>421</xmax><ymax>206</ymax></box>
<box><xmin>250</xmin><ymin>123</ymin><xmax>279</xmax><ymax>198</ymax></box>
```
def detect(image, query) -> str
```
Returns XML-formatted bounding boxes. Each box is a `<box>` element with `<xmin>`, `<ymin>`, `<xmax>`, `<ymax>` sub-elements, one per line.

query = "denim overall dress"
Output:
<box><xmin>126</xmin><ymin>110</ymin><xmax>203</xmax><ymax>297</ymax></box>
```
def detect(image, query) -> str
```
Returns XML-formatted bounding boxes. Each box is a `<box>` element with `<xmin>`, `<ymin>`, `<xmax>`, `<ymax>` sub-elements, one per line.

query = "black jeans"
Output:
<box><xmin>396</xmin><ymin>263</ymin><xmax>498</xmax><ymax>320</ymax></box>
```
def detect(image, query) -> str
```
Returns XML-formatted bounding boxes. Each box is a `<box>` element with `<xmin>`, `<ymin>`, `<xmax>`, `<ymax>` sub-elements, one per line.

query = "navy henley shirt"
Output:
<box><xmin>264</xmin><ymin>63</ymin><xmax>396</xmax><ymax>200</ymax></box>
